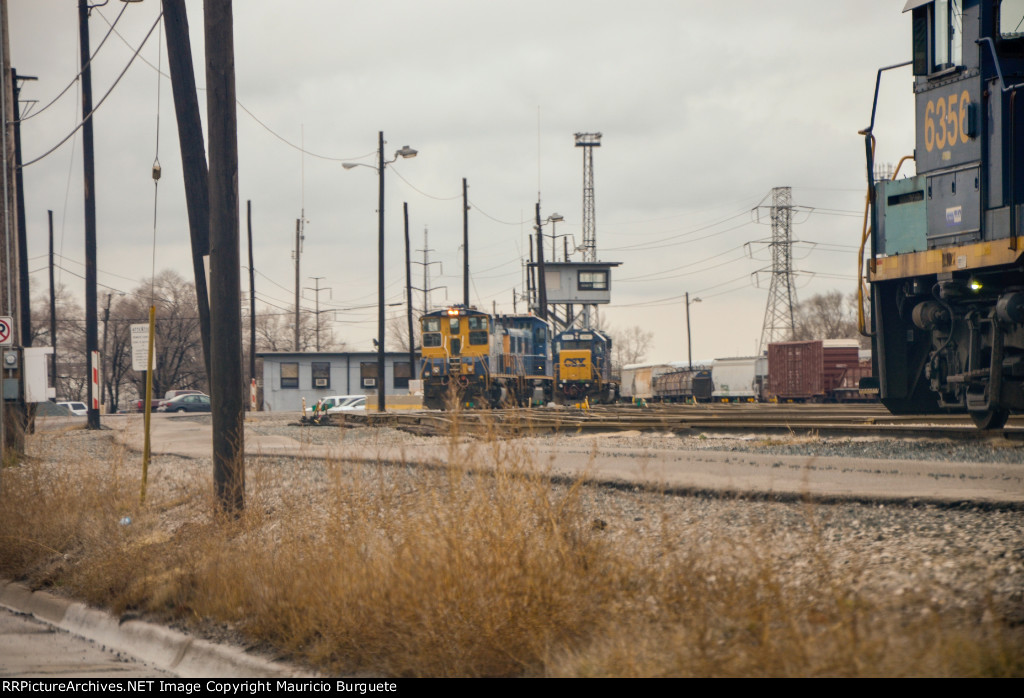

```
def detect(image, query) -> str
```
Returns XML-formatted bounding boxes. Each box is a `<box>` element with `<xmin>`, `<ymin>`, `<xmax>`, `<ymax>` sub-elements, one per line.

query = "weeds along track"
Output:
<box><xmin>345</xmin><ymin>403</ymin><xmax>1021</xmax><ymax>441</ymax></box>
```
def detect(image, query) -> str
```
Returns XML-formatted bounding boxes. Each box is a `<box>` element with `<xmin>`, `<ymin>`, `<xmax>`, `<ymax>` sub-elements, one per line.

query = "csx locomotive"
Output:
<box><xmin>552</xmin><ymin>328</ymin><xmax>619</xmax><ymax>404</ymax></box>
<box><xmin>419</xmin><ymin>305</ymin><xmax>553</xmax><ymax>410</ymax></box>
<box><xmin>865</xmin><ymin>0</ymin><xmax>1024</xmax><ymax>428</ymax></box>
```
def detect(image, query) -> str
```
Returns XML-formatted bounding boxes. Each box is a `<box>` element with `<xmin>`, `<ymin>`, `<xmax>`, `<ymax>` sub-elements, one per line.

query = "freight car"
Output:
<box><xmin>767</xmin><ymin>339</ymin><xmax>870</xmax><ymax>402</ymax></box>
<box><xmin>419</xmin><ymin>305</ymin><xmax>553</xmax><ymax>410</ymax></box>
<box><xmin>651</xmin><ymin>366</ymin><xmax>714</xmax><ymax>402</ymax></box>
<box><xmin>553</xmin><ymin>328</ymin><xmax>619</xmax><ymax>405</ymax></box>
<box><xmin>710</xmin><ymin>356</ymin><xmax>768</xmax><ymax>402</ymax></box>
<box><xmin>863</xmin><ymin>1</ymin><xmax>1024</xmax><ymax>428</ymax></box>
<box><xmin>620</xmin><ymin>363</ymin><xmax>676</xmax><ymax>402</ymax></box>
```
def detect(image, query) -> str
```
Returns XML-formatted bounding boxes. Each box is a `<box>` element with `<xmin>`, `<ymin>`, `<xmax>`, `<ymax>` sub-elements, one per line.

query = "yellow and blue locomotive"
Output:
<box><xmin>419</xmin><ymin>305</ymin><xmax>553</xmax><ymax>410</ymax></box>
<box><xmin>865</xmin><ymin>0</ymin><xmax>1024</xmax><ymax>428</ymax></box>
<box><xmin>552</xmin><ymin>328</ymin><xmax>619</xmax><ymax>404</ymax></box>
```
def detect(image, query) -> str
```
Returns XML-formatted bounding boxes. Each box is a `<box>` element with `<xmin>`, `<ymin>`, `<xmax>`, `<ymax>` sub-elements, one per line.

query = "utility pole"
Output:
<box><xmin>78</xmin><ymin>0</ymin><xmax>99</xmax><ymax>430</ymax></box>
<box><xmin>412</xmin><ymin>227</ymin><xmax>442</xmax><ymax>317</ymax></box>
<box><xmin>12</xmin><ymin>69</ymin><xmax>34</xmax><ymax>349</ymax></box>
<box><xmin>162</xmin><ymin>0</ymin><xmax>211</xmax><ymax>381</ymax></box>
<box><xmin>404</xmin><ymin>203</ymin><xmax>415</xmax><ymax>376</ymax></box>
<box><xmin>304</xmin><ymin>276</ymin><xmax>329</xmax><ymax>352</ymax></box>
<box><xmin>535</xmin><ymin>202</ymin><xmax>547</xmax><ymax>320</ymax></box>
<box><xmin>462</xmin><ymin>178</ymin><xmax>469</xmax><ymax>307</ymax></box>
<box><xmin>247</xmin><ymin>200</ymin><xmax>255</xmax><ymax>383</ymax></box>
<box><xmin>293</xmin><ymin>217</ymin><xmax>302</xmax><ymax>351</ymax></box>
<box><xmin>205</xmin><ymin>0</ymin><xmax>244</xmax><ymax>514</ymax></box>
<box><xmin>1</xmin><ymin>0</ymin><xmax>21</xmax><ymax>458</ymax></box>
<box><xmin>48</xmin><ymin>210</ymin><xmax>55</xmax><ymax>390</ymax></box>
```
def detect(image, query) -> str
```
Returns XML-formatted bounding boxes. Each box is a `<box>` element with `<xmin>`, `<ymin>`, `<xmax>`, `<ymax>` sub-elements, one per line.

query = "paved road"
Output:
<box><xmin>89</xmin><ymin>412</ymin><xmax>1023</xmax><ymax>505</ymax></box>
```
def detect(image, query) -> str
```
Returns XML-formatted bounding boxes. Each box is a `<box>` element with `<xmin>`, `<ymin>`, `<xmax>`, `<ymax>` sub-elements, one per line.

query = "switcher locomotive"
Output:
<box><xmin>419</xmin><ymin>305</ymin><xmax>553</xmax><ymax>410</ymax></box>
<box><xmin>552</xmin><ymin>327</ymin><xmax>619</xmax><ymax>404</ymax></box>
<box><xmin>865</xmin><ymin>0</ymin><xmax>1024</xmax><ymax>428</ymax></box>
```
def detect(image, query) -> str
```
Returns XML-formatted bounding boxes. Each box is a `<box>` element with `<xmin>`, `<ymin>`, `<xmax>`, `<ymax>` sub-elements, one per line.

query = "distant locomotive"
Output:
<box><xmin>864</xmin><ymin>1</ymin><xmax>1024</xmax><ymax>428</ymax></box>
<box><xmin>419</xmin><ymin>306</ymin><xmax>553</xmax><ymax>410</ymax></box>
<box><xmin>553</xmin><ymin>328</ymin><xmax>619</xmax><ymax>404</ymax></box>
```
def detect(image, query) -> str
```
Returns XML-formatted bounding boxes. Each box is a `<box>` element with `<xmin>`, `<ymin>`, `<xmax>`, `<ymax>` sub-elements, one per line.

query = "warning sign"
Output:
<box><xmin>131</xmin><ymin>323</ymin><xmax>153</xmax><ymax>372</ymax></box>
<box><xmin>0</xmin><ymin>316</ymin><xmax>12</xmax><ymax>346</ymax></box>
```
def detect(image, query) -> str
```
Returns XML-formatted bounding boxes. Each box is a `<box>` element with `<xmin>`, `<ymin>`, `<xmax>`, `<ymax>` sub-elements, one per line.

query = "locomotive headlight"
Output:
<box><xmin>969</xmin><ymin>277</ymin><xmax>983</xmax><ymax>292</ymax></box>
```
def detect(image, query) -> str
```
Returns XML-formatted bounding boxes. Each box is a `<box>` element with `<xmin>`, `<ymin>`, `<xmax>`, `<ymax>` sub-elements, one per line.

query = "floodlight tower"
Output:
<box><xmin>757</xmin><ymin>186</ymin><xmax>798</xmax><ymax>353</ymax></box>
<box><xmin>575</xmin><ymin>132</ymin><xmax>601</xmax><ymax>263</ymax></box>
<box><xmin>574</xmin><ymin>132</ymin><xmax>602</xmax><ymax>327</ymax></box>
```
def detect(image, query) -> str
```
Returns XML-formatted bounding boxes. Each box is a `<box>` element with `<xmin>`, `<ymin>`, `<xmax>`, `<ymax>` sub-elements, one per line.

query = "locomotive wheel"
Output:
<box><xmin>969</xmin><ymin>409</ymin><xmax>1009</xmax><ymax>430</ymax></box>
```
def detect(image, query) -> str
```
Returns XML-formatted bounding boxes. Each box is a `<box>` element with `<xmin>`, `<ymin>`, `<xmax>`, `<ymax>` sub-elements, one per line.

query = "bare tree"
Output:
<box><xmin>252</xmin><ymin>306</ymin><xmax>345</xmax><ymax>353</ymax></box>
<box><xmin>30</xmin><ymin>282</ymin><xmax>87</xmax><ymax>401</ymax></box>
<box><xmin>610</xmin><ymin>325</ymin><xmax>653</xmax><ymax>372</ymax></box>
<box><xmin>793</xmin><ymin>291</ymin><xmax>866</xmax><ymax>346</ymax></box>
<box><xmin>386</xmin><ymin>311</ymin><xmax>420</xmax><ymax>353</ymax></box>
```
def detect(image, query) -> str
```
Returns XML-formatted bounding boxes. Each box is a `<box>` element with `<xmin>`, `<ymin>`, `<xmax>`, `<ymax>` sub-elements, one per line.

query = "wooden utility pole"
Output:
<box><xmin>78</xmin><ymin>0</ymin><xmax>100</xmax><ymax>430</ymax></box>
<box><xmin>404</xmin><ymin>202</ymin><xmax>415</xmax><ymax>374</ymax></box>
<box><xmin>162</xmin><ymin>0</ymin><xmax>212</xmax><ymax>381</ymax></box>
<box><xmin>293</xmin><ymin>218</ymin><xmax>301</xmax><ymax>351</ymax></box>
<box><xmin>205</xmin><ymin>0</ymin><xmax>244</xmax><ymax>514</ymax></box>
<box><xmin>247</xmin><ymin>200</ymin><xmax>255</xmax><ymax>384</ymax></box>
<box><xmin>12</xmin><ymin>68</ymin><xmax>33</xmax><ymax>349</ymax></box>
<box><xmin>48</xmin><ymin>211</ymin><xmax>55</xmax><ymax>388</ymax></box>
<box><xmin>535</xmin><ymin>203</ymin><xmax>547</xmax><ymax>320</ymax></box>
<box><xmin>462</xmin><ymin>178</ymin><xmax>469</xmax><ymax>307</ymax></box>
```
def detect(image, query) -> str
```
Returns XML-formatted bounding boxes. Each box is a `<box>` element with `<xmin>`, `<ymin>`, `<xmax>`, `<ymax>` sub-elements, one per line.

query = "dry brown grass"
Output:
<box><xmin>0</xmin><ymin>418</ymin><xmax>1021</xmax><ymax>677</ymax></box>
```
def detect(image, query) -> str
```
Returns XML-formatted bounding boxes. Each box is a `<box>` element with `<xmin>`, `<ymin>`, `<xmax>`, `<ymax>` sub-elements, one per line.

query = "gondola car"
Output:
<box><xmin>419</xmin><ymin>305</ymin><xmax>553</xmax><ymax>410</ymax></box>
<box><xmin>553</xmin><ymin>328</ymin><xmax>619</xmax><ymax>404</ymax></box>
<box><xmin>863</xmin><ymin>0</ymin><xmax>1024</xmax><ymax>428</ymax></box>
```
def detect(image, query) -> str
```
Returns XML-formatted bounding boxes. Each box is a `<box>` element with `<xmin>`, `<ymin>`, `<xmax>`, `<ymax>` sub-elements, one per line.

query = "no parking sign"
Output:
<box><xmin>0</xmin><ymin>316</ymin><xmax>12</xmax><ymax>346</ymax></box>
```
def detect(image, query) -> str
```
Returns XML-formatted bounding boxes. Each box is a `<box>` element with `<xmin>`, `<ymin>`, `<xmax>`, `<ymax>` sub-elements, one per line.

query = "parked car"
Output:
<box><xmin>138</xmin><ymin>389</ymin><xmax>204</xmax><ymax>412</ymax></box>
<box><xmin>320</xmin><ymin>395</ymin><xmax>365</xmax><ymax>413</ymax></box>
<box><xmin>157</xmin><ymin>393</ymin><xmax>211</xmax><ymax>413</ymax></box>
<box><xmin>57</xmin><ymin>401</ymin><xmax>88</xmax><ymax>416</ymax></box>
<box><xmin>333</xmin><ymin>395</ymin><xmax>366</xmax><ymax>412</ymax></box>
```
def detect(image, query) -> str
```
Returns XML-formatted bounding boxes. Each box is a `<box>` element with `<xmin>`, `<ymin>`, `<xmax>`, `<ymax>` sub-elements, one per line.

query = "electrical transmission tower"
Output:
<box><xmin>756</xmin><ymin>186</ymin><xmax>799</xmax><ymax>353</ymax></box>
<box><xmin>575</xmin><ymin>132</ymin><xmax>601</xmax><ymax>262</ymax></box>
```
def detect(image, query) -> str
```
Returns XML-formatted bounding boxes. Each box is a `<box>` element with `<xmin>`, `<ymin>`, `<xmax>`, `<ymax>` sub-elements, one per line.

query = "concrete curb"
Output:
<box><xmin>0</xmin><ymin>580</ymin><xmax>311</xmax><ymax>678</ymax></box>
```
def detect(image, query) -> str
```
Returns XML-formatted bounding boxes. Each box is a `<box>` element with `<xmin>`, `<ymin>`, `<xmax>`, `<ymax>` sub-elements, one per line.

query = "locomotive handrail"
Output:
<box><xmin>858</xmin><ymin>60</ymin><xmax>912</xmax><ymax>339</ymax></box>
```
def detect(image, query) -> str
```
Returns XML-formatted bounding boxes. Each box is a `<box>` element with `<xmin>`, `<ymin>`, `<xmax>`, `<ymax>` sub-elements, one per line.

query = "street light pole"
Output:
<box><xmin>686</xmin><ymin>292</ymin><xmax>701</xmax><ymax>370</ymax></box>
<box><xmin>344</xmin><ymin>134</ymin><xmax>417</xmax><ymax>413</ymax></box>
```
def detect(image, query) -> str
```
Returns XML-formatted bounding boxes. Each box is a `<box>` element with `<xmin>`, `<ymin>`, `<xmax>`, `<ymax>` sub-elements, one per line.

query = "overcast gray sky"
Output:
<box><xmin>9</xmin><ymin>0</ymin><xmax>917</xmax><ymax>362</ymax></box>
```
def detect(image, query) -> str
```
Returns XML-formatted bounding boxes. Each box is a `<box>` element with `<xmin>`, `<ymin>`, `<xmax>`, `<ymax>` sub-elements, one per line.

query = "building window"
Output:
<box><xmin>393</xmin><ymin>361</ymin><xmax>411</xmax><ymax>389</ymax></box>
<box><xmin>280</xmin><ymin>362</ymin><xmax>299</xmax><ymax>389</ymax></box>
<box><xmin>312</xmin><ymin>361</ymin><xmax>330</xmax><ymax>389</ymax></box>
<box><xmin>360</xmin><ymin>362</ymin><xmax>378</xmax><ymax>389</ymax></box>
<box><xmin>578</xmin><ymin>270</ymin><xmax>608</xmax><ymax>291</ymax></box>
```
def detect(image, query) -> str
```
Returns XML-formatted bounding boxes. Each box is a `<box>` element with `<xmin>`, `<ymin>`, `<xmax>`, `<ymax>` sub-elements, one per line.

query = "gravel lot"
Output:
<box><xmin>24</xmin><ymin>416</ymin><xmax>1024</xmax><ymax>648</ymax></box>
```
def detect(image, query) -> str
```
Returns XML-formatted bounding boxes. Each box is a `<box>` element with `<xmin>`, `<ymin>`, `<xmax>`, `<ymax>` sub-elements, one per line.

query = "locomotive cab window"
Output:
<box><xmin>911</xmin><ymin>0</ymin><xmax>962</xmax><ymax>75</ymax></box>
<box><xmin>423</xmin><ymin>317</ymin><xmax>441</xmax><ymax>332</ymax></box>
<box><xmin>448</xmin><ymin>318</ymin><xmax>461</xmax><ymax>333</ymax></box>
<box><xmin>423</xmin><ymin>332</ymin><xmax>442</xmax><ymax>347</ymax></box>
<box><xmin>468</xmin><ymin>316</ymin><xmax>488</xmax><ymax>345</ymax></box>
<box><xmin>1000</xmin><ymin>0</ymin><xmax>1024</xmax><ymax>40</ymax></box>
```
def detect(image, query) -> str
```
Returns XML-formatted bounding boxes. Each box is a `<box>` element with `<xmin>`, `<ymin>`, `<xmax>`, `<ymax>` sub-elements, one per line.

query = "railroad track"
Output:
<box><xmin>337</xmin><ymin>403</ymin><xmax>1024</xmax><ymax>440</ymax></box>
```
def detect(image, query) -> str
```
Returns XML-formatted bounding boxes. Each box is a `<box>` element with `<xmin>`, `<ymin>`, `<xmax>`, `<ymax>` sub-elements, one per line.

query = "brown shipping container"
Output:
<box><xmin>768</xmin><ymin>340</ymin><xmax>824</xmax><ymax>400</ymax></box>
